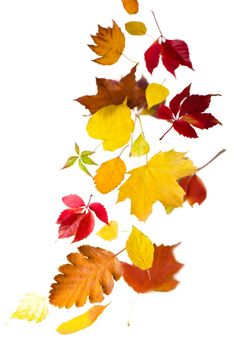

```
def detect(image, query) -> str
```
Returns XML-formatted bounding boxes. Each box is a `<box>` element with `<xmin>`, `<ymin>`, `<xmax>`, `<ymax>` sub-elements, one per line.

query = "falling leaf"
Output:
<box><xmin>125</xmin><ymin>21</ymin><xmax>147</xmax><ymax>36</ymax></box>
<box><xmin>94</xmin><ymin>157</ymin><xmax>126</xmax><ymax>194</ymax></box>
<box><xmin>121</xmin><ymin>0</ymin><xmax>139</xmax><ymax>14</ymax></box>
<box><xmin>49</xmin><ymin>245</ymin><xmax>122</xmax><ymax>308</ymax></box>
<box><xmin>126</xmin><ymin>226</ymin><xmax>154</xmax><ymax>270</ymax></box>
<box><xmin>118</xmin><ymin>150</ymin><xmax>197</xmax><ymax>221</ymax></box>
<box><xmin>89</xmin><ymin>21</ymin><xmax>125</xmax><ymax>65</ymax></box>
<box><xmin>86</xmin><ymin>103</ymin><xmax>134</xmax><ymax>151</ymax></box>
<box><xmin>131</xmin><ymin>133</ymin><xmax>150</xmax><ymax>157</ymax></box>
<box><xmin>62</xmin><ymin>156</ymin><xmax>78</xmax><ymax>169</ymax></box>
<box><xmin>96</xmin><ymin>221</ymin><xmax>118</xmax><ymax>241</ymax></box>
<box><xmin>56</xmin><ymin>304</ymin><xmax>108</xmax><ymax>334</ymax></box>
<box><xmin>146</xmin><ymin>83</ymin><xmax>169</xmax><ymax>109</ymax></box>
<box><xmin>11</xmin><ymin>292</ymin><xmax>48</xmax><ymax>323</ymax></box>
<box><xmin>76</xmin><ymin>65</ymin><xmax>146</xmax><ymax>114</ymax></box>
<box><xmin>122</xmin><ymin>244</ymin><xmax>183</xmax><ymax>292</ymax></box>
<box><xmin>179</xmin><ymin>174</ymin><xmax>207</xmax><ymax>206</ymax></box>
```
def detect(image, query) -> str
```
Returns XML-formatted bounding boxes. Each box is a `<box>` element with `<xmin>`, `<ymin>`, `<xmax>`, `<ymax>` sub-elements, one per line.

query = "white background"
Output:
<box><xmin>0</xmin><ymin>0</ymin><xmax>233</xmax><ymax>349</ymax></box>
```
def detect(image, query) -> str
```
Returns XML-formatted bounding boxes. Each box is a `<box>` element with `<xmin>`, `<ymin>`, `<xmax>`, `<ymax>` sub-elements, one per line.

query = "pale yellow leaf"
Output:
<box><xmin>146</xmin><ymin>83</ymin><xmax>169</xmax><ymax>109</ymax></box>
<box><xmin>126</xmin><ymin>226</ymin><xmax>154</xmax><ymax>270</ymax></box>
<box><xmin>131</xmin><ymin>133</ymin><xmax>150</xmax><ymax>157</ymax></box>
<box><xmin>96</xmin><ymin>221</ymin><xmax>118</xmax><ymax>241</ymax></box>
<box><xmin>125</xmin><ymin>21</ymin><xmax>147</xmax><ymax>35</ymax></box>
<box><xmin>86</xmin><ymin>104</ymin><xmax>134</xmax><ymax>151</ymax></box>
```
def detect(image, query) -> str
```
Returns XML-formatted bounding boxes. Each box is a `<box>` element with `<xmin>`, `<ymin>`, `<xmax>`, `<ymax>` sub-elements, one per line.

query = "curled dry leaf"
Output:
<box><xmin>121</xmin><ymin>0</ymin><xmax>139</xmax><ymax>14</ymax></box>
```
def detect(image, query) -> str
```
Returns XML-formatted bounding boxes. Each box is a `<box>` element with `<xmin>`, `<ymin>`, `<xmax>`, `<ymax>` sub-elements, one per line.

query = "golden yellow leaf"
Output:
<box><xmin>11</xmin><ymin>292</ymin><xmax>48</xmax><ymax>323</ymax></box>
<box><xmin>96</xmin><ymin>221</ymin><xmax>118</xmax><ymax>241</ymax></box>
<box><xmin>118</xmin><ymin>150</ymin><xmax>197</xmax><ymax>221</ymax></box>
<box><xmin>56</xmin><ymin>304</ymin><xmax>108</xmax><ymax>334</ymax></box>
<box><xmin>87</xmin><ymin>103</ymin><xmax>134</xmax><ymax>151</ymax></box>
<box><xmin>94</xmin><ymin>157</ymin><xmax>126</xmax><ymax>193</ymax></box>
<box><xmin>88</xmin><ymin>21</ymin><xmax>125</xmax><ymax>65</ymax></box>
<box><xmin>125</xmin><ymin>21</ymin><xmax>147</xmax><ymax>36</ymax></box>
<box><xmin>126</xmin><ymin>226</ymin><xmax>154</xmax><ymax>270</ymax></box>
<box><xmin>121</xmin><ymin>0</ymin><xmax>139</xmax><ymax>14</ymax></box>
<box><xmin>146</xmin><ymin>83</ymin><xmax>169</xmax><ymax>109</ymax></box>
<box><xmin>131</xmin><ymin>133</ymin><xmax>150</xmax><ymax>157</ymax></box>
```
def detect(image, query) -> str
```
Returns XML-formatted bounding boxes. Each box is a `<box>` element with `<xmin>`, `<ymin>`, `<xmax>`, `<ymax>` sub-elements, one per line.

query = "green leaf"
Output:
<box><xmin>62</xmin><ymin>156</ymin><xmax>78</xmax><ymax>169</ymax></box>
<box><xmin>75</xmin><ymin>143</ymin><xmax>80</xmax><ymax>155</ymax></box>
<box><xmin>125</xmin><ymin>21</ymin><xmax>147</xmax><ymax>36</ymax></box>
<box><xmin>81</xmin><ymin>151</ymin><xmax>97</xmax><ymax>165</ymax></box>
<box><xmin>131</xmin><ymin>133</ymin><xmax>150</xmax><ymax>157</ymax></box>
<box><xmin>78</xmin><ymin>159</ymin><xmax>92</xmax><ymax>177</ymax></box>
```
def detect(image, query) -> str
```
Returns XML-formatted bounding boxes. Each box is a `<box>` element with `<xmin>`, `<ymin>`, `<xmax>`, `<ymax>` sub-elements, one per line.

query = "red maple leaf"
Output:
<box><xmin>57</xmin><ymin>194</ymin><xmax>108</xmax><ymax>242</ymax></box>
<box><xmin>157</xmin><ymin>84</ymin><xmax>222</xmax><ymax>139</ymax></box>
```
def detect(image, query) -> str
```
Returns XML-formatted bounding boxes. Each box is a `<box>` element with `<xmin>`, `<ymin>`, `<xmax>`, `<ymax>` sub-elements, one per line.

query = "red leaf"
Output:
<box><xmin>57</xmin><ymin>209</ymin><xmax>79</xmax><ymax>225</ymax></box>
<box><xmin>157</xmin><ymin>105</ymin><xmax>174</xmax><ymax>120</ymax></box>
<box><xmin>58</xmin><ymin>213</ymin><xmax>84</xmax><ymax>238</ymax></box>
<box><xmin>89</xmin><ymin>203</ymin><xmax>109</xmax><ymax>225</ymax></box>
<box><xmin>173</xmin><ymin>119</ymin><xmax>198</xmax><ymax>138</ymax></box>
<box><xmin>62</xmin><ymin>195</ymin><xmax>85</xmax><ymax>209</ymax></box>
<box><xmin>144</xmin><ymin>40</ymin><xmax>161</xmax><ymax>74</ymax></box>
<box><xmin>181</xmin><ymin>113</ymin><xmax>222</xmax><ymax>129</ymax></box>
<box><xmin>73</xmin><ymin>211</ymin><xmax>95</xmax><ymax>242</ymax></box>
<box><xmin>179</xmin><ymin>94</ymin><xmax>220</xmax><ymax>116</ymax></box>
<box><xmin>180</xmin><ymin>174</ymin><xmax>207</xmax><ymax>206</ymax></box>
<box><xmin>169</xmin><ymin>84</ymin><xmax>191</xmax><ymax>115</ymax></box>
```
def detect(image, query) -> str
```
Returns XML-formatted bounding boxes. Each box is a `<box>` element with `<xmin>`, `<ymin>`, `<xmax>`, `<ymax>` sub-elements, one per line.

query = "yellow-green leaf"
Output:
<box><xmin>96</xmin><ymin>221</ymin><xmax>118</xmax><ymax>241</ymax></box>
<box><xmin>56</xmin><ymin>304</ymin><xmax>108</xmax><ymax>334</ymax></box>
<box><xmin>78</xmin><ymin>159</ymin><xmax>92</xmax><ymax>176</ymax></box>
<box><xmin>126</xmin><ymin>226</ymin><xmax>154</xmax><ymax>270</ymax></box>
<box><xmin>62</xmin><ymin>156</ymin><xmax>78</xmax><ymax>169</ymax></box>
<box><xmin>125</xmin><ymin>21</ymin><xmax>147</xmax><ymax>36</ymax></box>
<box><xmin>87</xmin><ymin>104</ymin><xmax>134</xmax><ymax>151</ymax></box>
<box><xmin>131</xmin><ymin>133</ymin><xmax>150</xmax><ymax>157</ymax></box>
<box><xmin>74</xmin><ymin>143</ymin><xmax>80</xmax><ymax>155</ymax></box>
<box><xmin>146</xmin><ymin>83</ymin><xmax>169</xmax><ymax>109</ymax></box>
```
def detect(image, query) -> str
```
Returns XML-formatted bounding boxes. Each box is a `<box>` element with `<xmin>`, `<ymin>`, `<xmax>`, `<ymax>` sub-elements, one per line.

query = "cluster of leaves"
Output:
<box><xmin>11</xmin><ymin>0</ymin><xmax>223</xmax><ymax>334</ymax></box>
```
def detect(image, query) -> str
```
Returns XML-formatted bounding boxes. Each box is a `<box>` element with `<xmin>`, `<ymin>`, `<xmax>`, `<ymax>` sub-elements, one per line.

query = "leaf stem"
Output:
<box><xmin>137</xmin><ymin>115</ymin><xmax>148</xmax><ymax>163</ymax></box>
<box><xmin>115</xmin><ymin>247</ymin><xmax>126</xmax><ymax>257</ymax></box>
<box><xmin>86</xmin><ymin>194</ymin><xmax>93</xmax><ymax>208</ymax></box>
<box><xmin>92</xmin><ymin>142</ymin><xmax>102</xmax><ymax>153</ymax></box>
<box><xmin>118</xmin><ymin>145</ymin><xmax>129</xmax><ymax>158</ymax></box>
<box><xmin>151</xmin><ymin>10</ymin><xmax>164</xmax><ymax>38</ymax></box>
<box><xmin>121</xmin><ymin>52</ymin><xmax>138</xmax><ymax>65</ymax></box>
<box><xmin>159</xmin><ymin>125</ymin><xmax>173</xmax><ymax>140</ymax></box>
<box><xmin>198</xmin><ymin>149</ymin><xmax>226</xmax><ymax>172</ymax></box>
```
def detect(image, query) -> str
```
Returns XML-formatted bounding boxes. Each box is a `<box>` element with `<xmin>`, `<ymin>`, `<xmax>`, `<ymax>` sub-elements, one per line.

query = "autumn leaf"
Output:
<box><xmin>11</xmin><ymin>292</ymin><xmax>48</xmax><ymax>323</ymax></box>
<box><xmin>122</xmin><ymin>244</ymin><xmax>183</xmax><ymax>293</ymax></box>
<box><xmin>121</xmin><ymin>0</ymin><xmax>139</xmax><ymax>14</ymax></box>
<box><xmin>86</xmin><ymin>103</ymin><xmax>134</xmax><ymax>151</ymax></box>
<box><xmin>88</xmin><ymin>21</ymin><xmax>125</xmax><ymax>65</ymax></box>
<box><xmin>118</xmin><ymin>150</ymin><xmax>197</xmax><ymax>221</ymax></box>
<box><xmin>49</xmin><ymin>245</ymin><xmax>122</xmax><ymax>308</ymax></box>
<box><xmin>62</xmin><ymin>156</ymin><xmax>78</xmax><ymax>170</ymax></box>
<box><xmin>96</xmin><ymin>221</ymin><xmax>118</xmax><ymax>241</ymax></box>
<box><xmin>131</xmin><ymin>133</ymin><xmax>150</xmax><ymax>157</ymax></box>
<box><xmin>126</xmin><ymin>226</ymin><xmax>154</xmax><ymax>270</ymax></box>
<box><xmin>94</xmin><ymin>157</ymin><xmax>126</xmax><ymax>194</ymax></box>
<box><xmin>157</xmin><ymin>84</ymin><xmax>222</xmax><ymax>139</ymax></box>
<box><xmin>57</xmin><ymin>304</ymin><xmax>108</xmax><ymax>334</ymax></box>
<box><xmin>76</xmin><ymin>65</ymin><xmax>146</xmax><ymax>114</ymax></box>
<box><xmin>146</xmin><ymin>83</ymin><xmax>169</xmax><ymax>109</ymax></box>
<box><xmin>179</xmin><ymin>174</ymin><xmax>207</xmax><ymax>206</ymax></box>
<box><xmin>125</xmin><ymin>21</ymin><xmax>147</xmax><ymax>36</ymax></box>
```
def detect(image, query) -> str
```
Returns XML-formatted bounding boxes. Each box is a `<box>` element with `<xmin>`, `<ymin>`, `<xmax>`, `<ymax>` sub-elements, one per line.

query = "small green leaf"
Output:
<box><xmin>125</xmin><ymin>21</ymin><xmax>147</xmax><ymax>36</ymax></box>
<box><xmin>131</xmin><ymin>133</ymin><xmax>150</xmax><ymax>157</ymax></box>
<box><xmin>81</xmin><ymin>151</ymin><xmax>94</xmax><ymax>156</ymax></box>
<box><xmin>81</xmin><ymin>151</ymin><xmax>97</xmax><ymax>165</ymax></box>
<box><xmin>62</xmin><ymin>156</ymin><xmax>78</xmax><ymax>169</ymax></box>
<box><xmin>75</xmin><ymin>143</ymin><xmax>80</xmax><ymax>155</ymax></box>
<box><xmin>78</xmin><ymin>159</ymin><xmax>92</xmax><ymax>177</ymax></box>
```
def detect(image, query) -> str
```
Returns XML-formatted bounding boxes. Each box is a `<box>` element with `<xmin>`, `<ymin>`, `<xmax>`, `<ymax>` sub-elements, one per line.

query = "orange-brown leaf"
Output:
<box><xmin>179</xmin><ymin>174</ymin><xmax>207</xmax><ymax>206</ymax></box>
<box><xmin>88</xmin><ymin>21</ymin><xmax>125</xmax><ymax>65</ymax></box>
<box><xmin>122</xmin><ymin>244</ymin><xmax>183</xmax><ymax>293</ymax></box>
<box><xmin>49</xmin><ymin>245</ymin><xmax>122</xmax><ymax>308</ymax></box>
<box><xmin>121</xmin><ymin>0</ymin><xmax>139</xmax><ymax>14</ymax></box>
<box><xmin>76</xmin><ymin>65</ymin><xmax>146</xmax><ymax>114</ymax></box>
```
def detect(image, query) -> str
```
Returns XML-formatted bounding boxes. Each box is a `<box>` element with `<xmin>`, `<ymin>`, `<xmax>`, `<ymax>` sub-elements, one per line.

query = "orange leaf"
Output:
<box><xmin>122</xmin><ymin>244</ymin><xmax>183</xmax><ymax>293</ymax></box>
<box><xmin>94</xmin><ymin>157</ymin><xmax>126</xmax><ymax>194</ymax></box>
<box><xmin>88</xmin><ymin>21</ymin><xmax>125</xmax><ymax>65</ymax></box>
<box><xmin>179</xmin><ymin>174</ymin><xmax>207</xmax><ymax>206</ymax></box>
<box><xmin>49</xmin><ymin>245</ymin><xmax>122</xmax><ymax>308</ymax></box>
<box><xmin>121</xmin><ymin>0</ymin><xmax>139</xmax><ymax>14</ymax></box>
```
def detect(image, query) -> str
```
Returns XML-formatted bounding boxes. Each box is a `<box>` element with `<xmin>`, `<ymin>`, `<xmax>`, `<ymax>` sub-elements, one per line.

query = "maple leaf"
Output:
<box><xmin>121</xmin><ymin>0</ymin><xmax>139</xmax><ymax>14</ymax></box>
<box><xmin>157</xmin><ymin>84</ymin><xmax>222</xmax><ymax>139</ymax></box>
<box><xmin>56</xmin><ymin>304</ymin><xmax>108</xmax><ymax>334</ymax></box>
<box><xmin>144</xmin><ymin>38</ymin><xmax>193</xmax><ymax>76</ymax></box>
<box><xmin>88</xmin><ymin>21</ymin><xmax>125</xmax><ymax>65</ymax></box>
<box><xmin>122</xmin><ymin>244</ymin><xmax>183</xmax><ymax>293</ymax></box>
<box><xmin>118</xmin><ymin>150</ymin><xmax>197</xmax><ymax>221</ymax></box>
<box><xmin>94</xmin><ymin>157</ymin><xmax>126</xmax><ymax>194</ymax></box>
<box><xmin>96</xmin><ymin>221</ymin><xmax>118</xmax><ymax>241</ymax></box>
<box><xmin>11</xmin><ymin>292</ymin><xmax>48</xmax><ymax>323</ymax></box>
<box><xmin>49</xmin><ymin>245</ymin><xmax>122</xmax><ymax>308</ymax></box>
<box><xmin>125</xmin><ymin>21</ymin><xmax>147</xmax><ymax>36</ymax></box>
<box><xmin>76</xmin><ymin>65</ymin><xmax>146</xmax><ymax>114</ymax></box>
<box><xmin>57</xmin><ymin>194</ymin><xmax>108</xmax><ymax>242</ymax></box>
<box><xmin>179</xmin><ymin>174</ymin><xmax>207</xmax><ymax>206</ymax></box>
<box><xmin>86</xmin><ymin>103</ymin><xmax>134</xmax><ymax>151</ymax></box>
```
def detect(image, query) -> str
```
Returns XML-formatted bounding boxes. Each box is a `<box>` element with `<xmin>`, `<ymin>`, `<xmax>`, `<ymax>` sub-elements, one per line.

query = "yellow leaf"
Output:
<box><xmin>57</xmin><ymin>304</ymin><xmax>108</xmax><ymax>334</ymax></box>
<box><xmin>125</xmin><ymin>21</ymin><xmax>147</xmax><ymax>35</ymax></box>
<box><xmin>88</xmin><ymin>21</ymin><xmax>125</xmax><ymax>65</ymax></box>
<box><xmin>146</xmin><ymin>83</ymin><xmax>169</xmax><ymax>109</ymax></box>
<box><xmin>94</xmin><ymin>157</ymin><xmax>126</xmax><ymax>193</ymax></box>
<box><xmin>118</xmin><ymin>150</ymin><xmax>197</xmax><ymax>221</ymax></box>
<box><xmin>87</xmin><ymin>104</ymin><xmax>134</xmax><ymax>151</ymax></box>
<box><xmin>131</xmin><ymin>133</ymin><xmax>150</xmax><ymax>157</ymax></box>
<box><xmin>96</xmin><ymin>221</ymin><xmax>118</xmax><ymax>241</ymax></box>
<box><xmin>11</xmin><ymin>292</ymin><xmax>48</xmax><ymax>323</ymax></box>
<box><xmin>122</xmin><ymin>0</ymin><xmax>139</xmax><ymax>14</ymax></box>
<box><xmin>126</xmin><ymin>226</ymin><xmax>154</xmax><ymax>270</ymax></box>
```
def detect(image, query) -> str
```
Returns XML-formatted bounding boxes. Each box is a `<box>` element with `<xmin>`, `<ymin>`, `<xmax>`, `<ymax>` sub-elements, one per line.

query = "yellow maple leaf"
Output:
<box><xmin>131</xmin><ymin>133</ymin><xmax>150</xmax><ymax>157</ymax></box>
<box><xmin>146</xmin><ymin>83</ymin><xmax>169</xmax><ymax>109</ymax></box>
<box><xmin>118</xmin><ymin>150</ymin><xmax>197</xmax><ymax>221</ymax></box>
<box><xmin>57</xmin><ymin>304</ymin><xmax>108</xmax><ymax>334</ymax></box>
<box><xmin>88</xmin><ymin>21</ymin><xmax>125</xmax><ymax>65</ymax></box>
<box><xmin>126</xmin><ymin>226</ymin><xmax>154</xmax><ymax>270</ymax></box>
<box><xmin>86</xmin><ymin>103</ymin><xmax>134</xmax><ymax>151</ymax></box>
<box><xmin>96</xmin><ymin>221</ymin><xmax>118</xmax><ymax>241</ymax></box>
<box><xmin>11</xmin><ymin>292</ymin><xmax>48</xmax><ymax>323</ymax></box>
